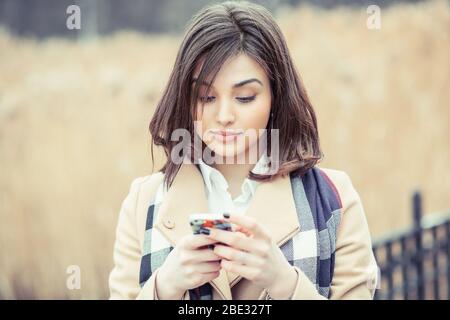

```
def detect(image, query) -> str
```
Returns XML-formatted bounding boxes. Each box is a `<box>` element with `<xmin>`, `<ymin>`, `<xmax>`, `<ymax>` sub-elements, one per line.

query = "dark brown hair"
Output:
<box><xmin>149</xmin><ymin>0</ymin><xmax>322</xmax><ymax>190</ymax></box>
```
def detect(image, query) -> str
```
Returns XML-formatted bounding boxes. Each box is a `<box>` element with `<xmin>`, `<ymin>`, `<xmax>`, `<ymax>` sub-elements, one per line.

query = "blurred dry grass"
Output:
<box><xmin>0</xmin><ymin>0</ymin><xmax>449</xmax><ymax>299</ymax></box>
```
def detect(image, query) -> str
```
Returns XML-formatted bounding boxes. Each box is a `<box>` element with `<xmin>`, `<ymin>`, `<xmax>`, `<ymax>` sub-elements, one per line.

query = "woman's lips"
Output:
<box><xmin>211</xmin><ymin>130</ymin><xmax>243</xmax><ymax>143</ymax></box>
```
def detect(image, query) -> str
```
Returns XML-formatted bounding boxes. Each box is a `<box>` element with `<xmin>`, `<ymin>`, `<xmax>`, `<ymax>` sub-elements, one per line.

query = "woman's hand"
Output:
<box><xmin>155</xmin><ymin>233</ymin><xmax>222</xmax><ymax>299</ymax></box>
<box><xmin>205</xmin><ymin>213</ymin><xmax>298</xmax><ymax>299</ymax></box>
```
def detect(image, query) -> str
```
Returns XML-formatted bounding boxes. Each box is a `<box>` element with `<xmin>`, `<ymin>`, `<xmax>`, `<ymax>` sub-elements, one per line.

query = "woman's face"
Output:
<box><xmin>192</xmin><ymin>53</ymin><xmax>272</xmax><ymax>162</ymax></box>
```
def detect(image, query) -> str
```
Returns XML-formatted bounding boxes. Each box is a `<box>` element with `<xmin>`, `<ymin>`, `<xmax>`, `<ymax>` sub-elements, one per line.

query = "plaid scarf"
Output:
<box><xmin>139</xmin><ymin>167</ymin><xmax>342</xmax><ymax>299</ymax></box>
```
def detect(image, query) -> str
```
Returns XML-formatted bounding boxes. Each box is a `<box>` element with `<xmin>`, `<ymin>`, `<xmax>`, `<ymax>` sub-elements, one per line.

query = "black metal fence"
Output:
<box><xmin>372</xmin><ymin>191</ymin><xmax>450</xmax><ymax>300</ymax></box>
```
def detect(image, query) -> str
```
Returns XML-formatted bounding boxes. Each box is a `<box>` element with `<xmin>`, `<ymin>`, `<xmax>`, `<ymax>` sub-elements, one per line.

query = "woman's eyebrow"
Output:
<box><xmin>233</xmin><ymin>78</ymin><xmax>263</xmax><ymax>88</ymax></box>
<box><xmin>191</xmin><ymin>77</ymin><xmax>263</xmax><ymax>88</ymax></box>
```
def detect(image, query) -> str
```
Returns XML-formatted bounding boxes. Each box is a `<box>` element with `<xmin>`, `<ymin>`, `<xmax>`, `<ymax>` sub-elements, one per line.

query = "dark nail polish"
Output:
<box><xmin>223</xmin><ymin>212</ymin><xmax>230</xmax><ymax>219</ymax></box>
<box><xmin>200</xmin><ymin>228</ymin><xmax>210</xmax><ymax>235</ymax></box>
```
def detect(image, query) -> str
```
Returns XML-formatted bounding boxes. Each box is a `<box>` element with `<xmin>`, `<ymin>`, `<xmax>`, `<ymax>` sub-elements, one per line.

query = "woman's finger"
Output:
<box><xmin>213</xmin><ymin>244</ymin><xmax>264</xmax><ymax>267</ymax></box>
<box><xmin>184</xmin><ymin>233</ymin><xmax>219</xmax><ymax>250</ymax></box>
<box><xmin>206</xmin><ymin>227</ymin><xmax>258</xmax><ymax>252</ymax></box>
<box><xmin>194</xmin><ymin>248</ymin><xmax>222</xmax><ymax>262</ymax></box>
<box><xmin>224</xmin><ymin>213</ymin><xmax>270</xmax><ymax>240</ymax></box>
<box><xmin>195</xmin><ymin>261</ymin><xmax>222</xmax><ymax>274</ymax></box>
<box><xmin>221</xmin><ymin>259</ymin><xmax>258</xmax><ymax>280</ymax></box>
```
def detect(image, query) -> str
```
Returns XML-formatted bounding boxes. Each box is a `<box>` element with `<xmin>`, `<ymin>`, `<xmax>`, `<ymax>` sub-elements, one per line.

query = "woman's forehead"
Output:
<box><xmin>192</xmin><ymin>54</ymin><xmax>268</xmax><ymax>89</ymax></box>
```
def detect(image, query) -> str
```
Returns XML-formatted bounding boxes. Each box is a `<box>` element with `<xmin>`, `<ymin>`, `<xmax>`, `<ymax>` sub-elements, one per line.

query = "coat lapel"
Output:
<box><xmin>226</xmin><ymin>172</ymin><xmax>301</xmax><ymax>287</ymax></box>
<box><xmin>154</xmin><ymin>160</ymin><xmax>301</xmax><ymax>299</ymax></box>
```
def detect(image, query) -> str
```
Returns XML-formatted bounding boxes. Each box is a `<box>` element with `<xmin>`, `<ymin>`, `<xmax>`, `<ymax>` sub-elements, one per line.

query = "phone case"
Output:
<box><xmin>189</xmin><ymin>213</ymin><xmax>232</xmax><ymax>234</ymax></box>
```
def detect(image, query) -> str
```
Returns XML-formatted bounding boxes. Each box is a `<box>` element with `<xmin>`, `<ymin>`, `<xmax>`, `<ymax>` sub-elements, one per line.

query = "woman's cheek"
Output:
<box><xmin>245</xmin><ymin>102</ymin><xmax>271</xmax><ymax>131</ymax></box>
<box><xmin>198</xmin><ymin>110</ymin><xmax>214</xmax><ymax>144</ymax></box>
<box><xmin>195</xmin><ymin>104</ymin><xmax>203</xmax><ymax>122</ymax></box>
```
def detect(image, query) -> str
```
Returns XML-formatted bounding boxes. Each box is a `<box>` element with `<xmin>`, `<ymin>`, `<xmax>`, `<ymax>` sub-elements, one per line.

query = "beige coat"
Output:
<box><xmin>108</xmin><ymin>162</ymin><xmax>378</xmax><ymax>300</ymax></box>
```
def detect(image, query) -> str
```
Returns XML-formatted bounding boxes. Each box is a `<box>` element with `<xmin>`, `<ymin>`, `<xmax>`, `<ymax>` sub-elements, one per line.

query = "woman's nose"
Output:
<box><xmin>215</xmin><ymin>100</ymin><xmax>235</xmax><ymax>126</ymax></box>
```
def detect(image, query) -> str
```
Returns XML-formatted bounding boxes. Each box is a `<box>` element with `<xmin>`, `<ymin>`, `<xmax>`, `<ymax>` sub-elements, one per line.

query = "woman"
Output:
<box><xmin>109</xmin><ymin>0</ymin><xmax>378</xmax><ymax>300</ymax></box>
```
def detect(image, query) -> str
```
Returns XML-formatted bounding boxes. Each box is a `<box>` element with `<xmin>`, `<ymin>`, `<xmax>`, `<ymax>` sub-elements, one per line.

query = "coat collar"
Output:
<box><xmin>154</xmin><ymin>159</ymin><xmax>301</xmax><ymax>300</ymax></box>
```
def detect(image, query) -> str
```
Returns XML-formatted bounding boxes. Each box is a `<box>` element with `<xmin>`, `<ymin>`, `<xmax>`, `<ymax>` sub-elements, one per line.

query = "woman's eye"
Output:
<box><xmin>199</xmin><ymin>96</ymin><xmax>215</xmax><ymax>103</ymax></box>
<box><xmin>237</xmin><ymin>96</ymin><xmax>256</xmax><ymax>103</ymax></box>
<box><xmin>199</xmin><ymin>95</ymin><xmax>256</xmax><ymax>104</ymax></box>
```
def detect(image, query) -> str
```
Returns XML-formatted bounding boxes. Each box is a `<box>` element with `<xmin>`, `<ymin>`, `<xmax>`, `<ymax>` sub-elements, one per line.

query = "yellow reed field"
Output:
<box><xmin>0</xmin><ymin>0</ymin><xmax>448</xmax><ymax>299</ymax></box>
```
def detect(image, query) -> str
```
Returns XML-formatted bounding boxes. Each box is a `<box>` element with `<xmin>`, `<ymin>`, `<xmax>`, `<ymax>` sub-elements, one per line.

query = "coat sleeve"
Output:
<box><xmin>286</xmin><ymin>170</ymin><xmax>379</xmax><ymax>300</ymax></box>
<box><xmin>108</xmin><ymin>176</ymin><xmax>155</xmax><ymax>299</ymax></box>
<box><xmin>108</xmin><ymin>176</ymin><xmax>190</xmax><ymax>300</ymax></box>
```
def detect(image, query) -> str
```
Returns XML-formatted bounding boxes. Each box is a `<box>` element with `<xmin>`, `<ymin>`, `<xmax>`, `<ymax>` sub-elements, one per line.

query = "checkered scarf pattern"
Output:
<box><xmin>139</xmin><ymin>167</ymin><xmax>342</xmax><ymax>299</ymax></box>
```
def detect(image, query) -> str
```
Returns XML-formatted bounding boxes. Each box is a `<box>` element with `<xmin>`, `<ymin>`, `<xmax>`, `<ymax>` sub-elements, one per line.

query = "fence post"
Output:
<box><xmin>413</xmin><ymin>191</ymin><xmax>425</xmax><ymax>299</ymax></box>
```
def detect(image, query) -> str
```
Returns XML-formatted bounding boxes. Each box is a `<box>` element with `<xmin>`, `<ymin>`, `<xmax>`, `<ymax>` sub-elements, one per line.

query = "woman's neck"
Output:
<box><xmin>214</xmin><ymin>161</ymin><xmax>254</xmax><ymax>199</ymax></box>
<box><xmin>212</xmin><ymin>147</ymin><xmax>265</xmax><ymax>198</ymax></box>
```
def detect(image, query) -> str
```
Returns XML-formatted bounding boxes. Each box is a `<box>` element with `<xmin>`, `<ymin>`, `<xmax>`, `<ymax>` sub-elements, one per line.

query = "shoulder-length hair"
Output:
<box><xmin>149</xmin><ymin>0</ymin><xmax>322</xmax><ymax>190</ymax></box>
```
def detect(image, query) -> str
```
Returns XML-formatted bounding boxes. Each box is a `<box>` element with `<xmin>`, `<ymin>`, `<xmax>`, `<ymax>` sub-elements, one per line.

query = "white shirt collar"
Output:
<box><xmin>197</xmin><ymin>153</ymin><xmax>271</xmax><ymax>197</ymax></box>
